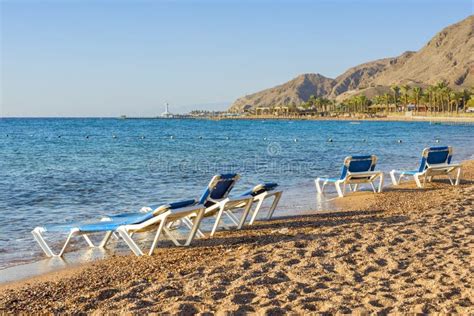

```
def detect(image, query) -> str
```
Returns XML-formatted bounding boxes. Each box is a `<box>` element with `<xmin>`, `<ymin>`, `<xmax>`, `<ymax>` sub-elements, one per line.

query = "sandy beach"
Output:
<box><xmin>1</xmin><ymin>162</ymin><xmax>473</xmax><ymax>314</ymax></box>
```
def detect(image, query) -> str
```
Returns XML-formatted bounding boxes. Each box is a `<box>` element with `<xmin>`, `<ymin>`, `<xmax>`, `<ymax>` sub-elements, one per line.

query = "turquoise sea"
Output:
<box><xmin>1</xmin><ymin>118</ymin><xmax>473</xmax><ymax>269</ymax></box>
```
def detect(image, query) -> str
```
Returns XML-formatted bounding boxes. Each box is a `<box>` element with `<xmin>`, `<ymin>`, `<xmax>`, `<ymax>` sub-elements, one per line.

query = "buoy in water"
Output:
<box><xmin>170</xmin><ymin>135</ymin><xmax>174</xmax><ymax>139</ymax></box>
<box><xmin>58</xmin><ymin>135</ymin><xmax>61</xmax><ymax>138</ymax></box>
<box><xmin>225</xmin><ymin>136</ymin><xmax>229</xmax><ymax>140</ymax></box>
<box><xmin>199</xmin><ymin>136</ymin><xmax>203</xmax><ymax>139</ymax></box>
<box><xmin>327</xmin><ymin>138</ymin><xmax>333</xmax><ymax>142</ymax></box>
<box><xmin>397</xmin><ymin>139</ymin><xmax>402</xmax><ymax>143</ymax></box>
<box><xmin>263</xmin><ymin>137</ymin><xmax>267</xmax><ymax>141</ymax></box>
<box><xmin>294</xmin><ymin>138</ymin><xmax>298</xmax><ymax>142</ymax></box>
<box><xmin>112</xmin><ymin>135</ymin><xmax>117</xmax><ymax>138</ymax></box>
<box><xmin>85</xmin><ymin>135</ymin><xmax>90</xmax><ymax>139</ymax></box>
<box><xmin>141</xmin><ymin>136</ymin><xmax>145</xmax><ymax>139</ymax></box>
<box><xmin>435</xmin><ymin>139</ymin><xmax>440</xmax><ymax>143</ymax></box>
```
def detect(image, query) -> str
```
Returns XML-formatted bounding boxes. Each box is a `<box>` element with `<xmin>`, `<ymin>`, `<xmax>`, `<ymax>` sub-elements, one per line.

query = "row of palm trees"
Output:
<box><xmin>273</xmin><ymin>82</ymin><xmax>473</xmax><ymax>115</ymax></box>
<box><xmin>372</xmin><ymin>82</ymin><xmax>472</xmax><ymax>113</ymax></box>
<box><xmin>343</xmin><ymin>82</ymin><xmax>473</xmax><ymax>114</ymax></box>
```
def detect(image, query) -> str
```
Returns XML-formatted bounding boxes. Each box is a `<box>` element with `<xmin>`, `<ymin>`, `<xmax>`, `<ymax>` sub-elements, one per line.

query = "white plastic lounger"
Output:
<box><xmin>181</xmin><ymin>173</ymin><xmax>255</xmax><ymax>237</ymax></box>
<box><xmin>315</xmin><ymin>155</ymin><xmax>384</xmax><ymax>197</ymax></box>
<box><xmin>390</xmin><ymin>146</ymin><xmax>462</xmax><ymax>188</ymax></box>
<box><xmin>237</xmin><ymin>182</ymin><xmax>283</xmax><ymax>225</ymax></box>
<box><xmin>32</xmin><ymin>200</ymin><xmax>205</xmax><ymax>257</ymax></box>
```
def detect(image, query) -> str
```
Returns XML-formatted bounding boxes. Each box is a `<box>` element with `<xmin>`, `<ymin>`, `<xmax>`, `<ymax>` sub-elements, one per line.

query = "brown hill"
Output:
<box><xmin>229</xmin><ymin>15</ymin><xmax>473</xmax><ymax>112</ymax></box>
<box><xmin>372</xmin><ymin>15</ymin><xmax>473</xmax><ymax>88</ymax></box>
<box><xmin>229</xmin><ymin>73</ymin><xmax>334</xmax><ymax>113</ymax></box>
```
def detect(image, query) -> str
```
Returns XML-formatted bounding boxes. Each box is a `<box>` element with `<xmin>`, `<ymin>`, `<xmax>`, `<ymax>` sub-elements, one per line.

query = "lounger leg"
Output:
<box><xmin>116</xmin><ymin>228</ymin><xmax>144</xmax><ymax>256</ymax></box>
<box><xmin>82</xmin><ymin>234</ymin><xmax>95</xmax><ymax>248</ymax></box>
<box><xmin>99</xmin><ymin>231</ymin><xmax>113</xmax><ymax>248</ymax></box>
<box><xmin>185</xmin><ymin>208</ymin><xmax>205</xmax><ymax>246</ymax></box>
<box><xmin>353</xmin><ymin>184</ymin><xmax>358</xmax><ymax>192</ymax></box>
<box><xmin>237</xmin><ymin>199</ymin><xmax>254</xmax><ymax>229</ymax></box>
<box><xmin>162</xmin><ymin>227</ymin><xmax>181</xmax><ymax>247</ymax></box>
<box><xmin>147</xmin><ymin>219</ymin><xmax>169</xmax><ymax>255</ymax></box>
<box><xmin>455</xmin><ymin>167</ymin><xmax>462</xmax><ymax>185</ymax></box>
<box><xmin>335</xmin><ymin>181</ymin><xmax>344</xmax><ymax>197</ymax></box>
<box><xmin>249</xmin><ymin>197</ymin><xmax>264</xmax><ymax>225</ymax></box>
<box><xmin>32</xmin><ymin>228</ymin><xmax>56</xmax><ymax>257</ymax></box>
<box><xmin>57</xmin><ymin>231</ymin><xmax>76</xmax><ymax>257</ymax></box>
<box><xmin>447</xmin><ymin>174</ymin><xmax>454</xmax><ymax>185</ymax></box>
<box><xmin>315</xmin><ymin>178</ymin><xmax>323</xmax><ymax>194</ymax></box>
<box><xmin>414</xmin><ymin>174</ymin><xmax>422</xmax><ymax>188</ymax></box>
<box><xmin>210</xmin><ymin>205</ymin><xmax>226</xmax><ymax>237</ymax></box>
<box><xmin>390</xmin><ymin>170</ymin><xmax>398</xmax><ymax>185</ymax></box>
<box><xmin>182</xmin><ymin>217</ymin><xmax>205</xmax><ymax>238</ymax></box>
<box><xmin>378</xmin><ymin>174</ymin><xmax>384</xmax><ymax>193</ymax></box>
<box><xmin>266</xmin><ymin>191</ymin><xmax>282</xmax><ymax>221</ymax></box>
<box><xmin>370</xmin><ymin>181</ymin><xmax>376</xmax><ymax>192</ymax></box>
<box><xmin>225</xmin><ymin>211</ymin><xmax>240</xmax><ymax>226</ymax></box>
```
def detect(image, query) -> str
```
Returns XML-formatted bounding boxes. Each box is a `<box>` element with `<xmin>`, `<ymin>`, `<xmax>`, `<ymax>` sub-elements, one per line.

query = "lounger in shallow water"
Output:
<box><xmin>32</xmin><ymin>199</ymin><xmax>205</xmax><ymax>257</ymax></box>
<box><xmin>315</xmin><ymin>155</ymin><xmax>384</xmax><ymax>198</ymax></box>
<box><xmin>390</xmin><ymin>146</ymin><xmax>462</xmax><ymax>188</ymax></box>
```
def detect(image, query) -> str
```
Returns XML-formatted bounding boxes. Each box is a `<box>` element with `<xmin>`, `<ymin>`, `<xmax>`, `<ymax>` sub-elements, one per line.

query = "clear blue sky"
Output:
<box><xmin>0</xmin><ymin>0</ymin><xmax>471</xmax><ymax>117</ymax></box>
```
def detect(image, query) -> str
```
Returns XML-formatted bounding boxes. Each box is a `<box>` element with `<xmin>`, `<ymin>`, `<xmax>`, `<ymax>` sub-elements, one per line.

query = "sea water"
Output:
<box><xmin>1</xmin><ymin>118</ymin><xmax>473</xmax><ymax>269</ymax></box>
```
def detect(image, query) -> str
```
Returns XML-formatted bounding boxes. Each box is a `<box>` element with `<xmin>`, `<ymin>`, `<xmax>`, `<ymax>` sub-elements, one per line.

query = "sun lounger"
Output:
<box><xmin>237</xmin><ymin>182</ymin><xmax>283</xmax><ymax>225</ymax></box>
<box><xmin>32</xmin><ymin>199</ymin><xmax>205</xmax><ymax>257</ymax></box>
<box><xmin>180</xmin><ymin>173</ymin><xmax>255</xmax><ymax>237</ymax></box>
<box><xmin>315</xmin><ymin>155</ymin><xmax>384</xmax><ymax>197</ymax></box>
<box><xmin>390</xmin><ymin>146</ymin><xmax>462</xmax><ymax>188</ymax></box>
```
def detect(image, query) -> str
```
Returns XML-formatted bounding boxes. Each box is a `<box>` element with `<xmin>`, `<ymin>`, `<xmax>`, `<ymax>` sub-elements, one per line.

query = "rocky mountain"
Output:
<box><xmin>229</xmin><ymin>73</ymin><xmax>334</xmax><ymax>113</ymax></box>
<box><xmin>229</xmin><ymin>15</ymin><xmax>473</xmax><ymax>112</ymax></box>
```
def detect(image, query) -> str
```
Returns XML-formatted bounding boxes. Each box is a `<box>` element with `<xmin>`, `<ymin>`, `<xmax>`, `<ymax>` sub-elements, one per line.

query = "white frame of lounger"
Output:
<box><xmin>32</xmin><ymin>205</ymin><xmax>206</xmax><ymax>257</ymax></box>
<box><xmin>245</xmin><ymin>190</ymin><xmax>283</xmax><ymax>225</ymax></box>
<box><xmin>390</xmin><ymin>163</ymin><xmax>462</xmax><ymax>188</ymax></box>
<box><xmin>315</xmin><ymin>170</ymin><xmax>384</xmax><ymax>198</ymax></box>
<box><xmin>181</xmin><ymin>195</ymin><xmax>254</xmax><ymax>238</ymax></box>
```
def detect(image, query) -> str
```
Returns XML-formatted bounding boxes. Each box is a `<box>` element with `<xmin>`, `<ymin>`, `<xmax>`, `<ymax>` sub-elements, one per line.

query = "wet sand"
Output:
<box><xmin>1</xmin><ymin>162</ymin><xmax>473</xmax><ymax>314</ymax></box>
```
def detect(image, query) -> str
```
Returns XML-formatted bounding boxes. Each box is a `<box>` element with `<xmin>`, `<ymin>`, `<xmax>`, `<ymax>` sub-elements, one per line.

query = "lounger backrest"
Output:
<box><xmin>418</xmin><ymin>146</ymin><xmax>453</xmax><ymax>172</ymax></box>
<box><xmin>198</xmin><ymin>173</ymin><xmax>240</xmax><ymax>206</ymax></box>
<box><xmin>241</xmin><ymin>182</ymin><xmax>279</xmax><ymax>197</ymax></box>
<box><xmin>340</xmin><ymin>155</ymin><xmax>377</xmax><ymax>180</ymax></box>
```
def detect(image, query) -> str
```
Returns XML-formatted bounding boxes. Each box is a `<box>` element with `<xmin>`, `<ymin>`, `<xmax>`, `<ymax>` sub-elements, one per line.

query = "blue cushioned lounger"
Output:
<box><xmin>315</xmin><ymin>155</ymin><xmax>384</xmax><ymax>197</ymax></box>
<box><xmin>390</xmin><ymin>146</ymin><xmax>462</xmax><ymax>188</ymax></box>
<box><xmin>32</xmin><ymin>199</ymin><xmax>205</xmax><ymax>257</ymax></box>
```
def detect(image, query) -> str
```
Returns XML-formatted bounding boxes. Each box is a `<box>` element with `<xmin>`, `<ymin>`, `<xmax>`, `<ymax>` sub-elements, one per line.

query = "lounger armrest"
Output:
<box><xmin>427</xmin><ymin>163</ymin><xmax>462</xmax><ymax>170</ymax></box>
<box><xmin>347</xmin><ymin>170</ymin><xmax>382</xmax><ymax>176</ymax></box>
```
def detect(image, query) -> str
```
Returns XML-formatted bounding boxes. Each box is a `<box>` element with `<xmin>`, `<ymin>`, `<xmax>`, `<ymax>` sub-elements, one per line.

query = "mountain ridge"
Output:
<box><xmin>229</xmin><ymin>15</ymin><xmax>473</xmax><ymax>112</ymax></box>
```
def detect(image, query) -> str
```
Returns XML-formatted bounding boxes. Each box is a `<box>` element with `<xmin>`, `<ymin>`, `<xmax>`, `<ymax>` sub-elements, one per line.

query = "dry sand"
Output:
<box><xmin>1</xmin><ymin>162</ymin><xmax>473</xmax><ymax>314</ymax></box>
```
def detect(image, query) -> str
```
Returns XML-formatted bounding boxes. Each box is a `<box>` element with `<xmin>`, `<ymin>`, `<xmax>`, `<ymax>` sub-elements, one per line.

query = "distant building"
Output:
<box><xmin>161</xmin><ymin>102</ymin><xmax>174</xmax><ymax>118</ymax></box>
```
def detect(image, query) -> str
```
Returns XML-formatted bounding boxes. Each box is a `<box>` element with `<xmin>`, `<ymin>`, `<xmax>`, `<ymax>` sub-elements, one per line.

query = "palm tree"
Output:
<box><xmin>400</xmin><ymin>84</ymin><xmax>411</xmax><ymax>110</ymax></box>
<box><xmin>435</xmin><ymin>81</ymin><xmax>448</xmax><ymax>112</ymax></box>
<box><xmin>412</xmin><ymin>86</ymin><xmax>422</xmax><ymax>113</ymax></box>
<box><xmin>383</xmin><ymin>93</ymin><xmax>391</xmax><ymax>113</ymax></box>
<box><xmin>391</xmin><ymin>85</ymin><xmax>400</xmax><ymax>111</ymax></box>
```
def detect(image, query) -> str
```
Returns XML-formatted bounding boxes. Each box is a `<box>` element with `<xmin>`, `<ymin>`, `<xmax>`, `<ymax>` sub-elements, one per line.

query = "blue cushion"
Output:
<box><xmin>199</xmin><ymin>173</ymin><xmax>238</xmax><ymax>206</ymax></box>
<box><xmin>241</xmin><ymin>182</ymin><xmax>278</xmax><ymax>197</ymax></box>
<box><xmin>340</xmin><ymin>155</ymin><xmax>375</xmax><ymax>179</ymax></box>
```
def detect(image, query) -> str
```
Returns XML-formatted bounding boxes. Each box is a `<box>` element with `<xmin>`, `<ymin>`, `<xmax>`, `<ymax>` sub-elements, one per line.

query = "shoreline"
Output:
<box><xmin>1</xmin><ymin>161</ymin><xmax>473</xmax><ymax>313</ymax></box>
<box><xmin>212</xmin><ymin>115</ymin><xmax>474</xmax><ymax>123</ymax></box>
<box><xmin>2</xmin><ymin>115</ymin><xmax>474</xmax><ymax>123</ymax></box>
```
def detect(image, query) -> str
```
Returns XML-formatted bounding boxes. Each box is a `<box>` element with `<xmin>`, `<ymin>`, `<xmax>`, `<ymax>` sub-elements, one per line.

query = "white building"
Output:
<box><xmin>161</xmin><ymin>102</ymin><xmax>173</xmax><ymax>118</ymax></box>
